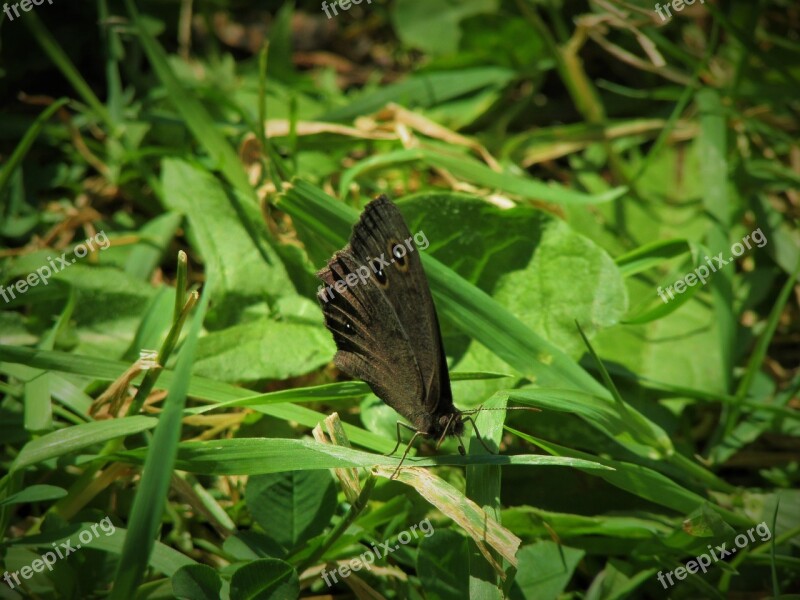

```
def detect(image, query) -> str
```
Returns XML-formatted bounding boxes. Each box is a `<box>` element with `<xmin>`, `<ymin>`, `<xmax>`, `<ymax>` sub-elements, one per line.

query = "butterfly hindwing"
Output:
<box><xmin>316</xmin><ymin>196</ymin><xmax>454</xmax><ymax>429</ymax></box>
<box><xmin>317</xmin><ymin>248</ymin><xmax>428</xmax><ymax>429</ymax></box>
<box><xmin>347</xmin><ymin>197</ymin><xmax>453</xmax><ymax>415</ymax></box>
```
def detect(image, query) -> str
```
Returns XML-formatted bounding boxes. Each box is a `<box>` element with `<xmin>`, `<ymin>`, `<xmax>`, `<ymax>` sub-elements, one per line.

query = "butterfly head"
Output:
<box><xmin>430</xmin><ymin>410</ymin><xmax>464</xmax><ymax>440</ymax></box>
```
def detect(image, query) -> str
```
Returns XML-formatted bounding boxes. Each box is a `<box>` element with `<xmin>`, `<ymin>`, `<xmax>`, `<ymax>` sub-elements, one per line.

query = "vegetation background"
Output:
<box><xmin>1</xmin><ymin>0</ymin><xmax>798</xmax><ymax>598</ymax></box>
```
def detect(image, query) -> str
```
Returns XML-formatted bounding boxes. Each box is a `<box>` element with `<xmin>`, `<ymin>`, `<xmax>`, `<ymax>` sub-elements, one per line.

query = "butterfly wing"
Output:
<box><xmin>317</xmin><ymin>196</ymin><xmax>453</xmax><ymax>422</ymax></box>
<box><xmin>317</xmin><ymin>248</ymin><xmax>429</xmax><ymax>430</ymax></box>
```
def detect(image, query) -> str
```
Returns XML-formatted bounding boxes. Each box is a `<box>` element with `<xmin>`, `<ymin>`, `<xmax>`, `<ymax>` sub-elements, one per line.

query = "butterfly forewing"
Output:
<box><xmin>317</xmin><ymin>245</ymin><xmax>428</xmax><ymax>428</ymax></box>
<box><xmin>347</xmin><ymin>197</ymin><xmax>453</xmax><ymax>415</ymax></box>
<box><xmin>316</xmin><ymin>196</ymin><xmax>454</xmax><ymax>430</ymax></box>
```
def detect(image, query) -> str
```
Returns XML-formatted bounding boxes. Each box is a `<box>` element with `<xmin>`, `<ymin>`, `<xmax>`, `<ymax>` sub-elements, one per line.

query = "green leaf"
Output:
<box><xmin>161</xmin><ymin>158</ymin><xmax>293</xmax><ymax>327</ymax></box>
<box><xmin>9</xmin><ymin>523</ymin><xmax>196</xmax><ymax>576</ymax></box>
<box><xmin>391</xmin><ymin>0</ymin><xmax>498</xmax><ymax>56</ymax></box>
<box><xmin>501</xmin><ymin>506</ymin><xmax>672</xmax><ymax>539</ymax></box>
<box><xmin>0</xmin><ymin>344</ymin><xmax>392</xmax><ymax>453</ymax></box>
<box><xmin>396</xmin><ymin>193</ymin><xmax>627</xmax><ymax>356</ymax></box>
<box><xmin>506</xmin><ymin>427</ymin><xmax>747</xmax><ymax>526</ymax></box>
<box><xmin>115</xmin><ymin>437</ymin><xmax>612</xmax><ymax>476</ymax></box>
<box><xmin>318</xmin><ymin>68</ymin><xmax>514</xmax><ymax>122</ymax></box>
<box><xmin>12</xmin><ymin>416</ymin><xmax>159</xmax><ymax>472</ymax></box>
<box><xmin>0</xmin><ymin>98</ymin><xmax>70</xmax><ymax>195</ymax></box>
<box><xmin>47</xmin><ymin>264</ymin><xmax>157</xmax><ymax>357</ymax></box>
<box><xmin>229</xmin><ymin>559</ymin><xmax>299</xmax><ymax>600</ymax></box>
<box><xmin>417</xmin><ymin>530</ymin><xmax>470</xmax><ymax>600</ymax></box>
<box><xmin>172</xmin><ymin>564</ymin><xmax>223</xmax><ymax>600</ymax></box>
<box><xmin>339</xmin><ymin>149</ymin><xmax>627</xmax><ymax>206</ymax></box>
<box><xmin>193</xmin><ymin>317</ymin><xmax>334</xmax><ymax>382</ymax></box>
<box><xmin>245</xmin><ymin>471</ymin><xmax>337</xmax><ymax>550</ymax></box>
<box><xmin>510</xmin><ymin>541</ymin><xmax>584</xmax><ymax>600</ymax></box>
<box><xmin>616</xmin><ymin>238</ymin><xmax>692</xmax><ymax>277</ymax></box>
<box><xmin>466</xmin><ymin>394</ymin><xmax>506</xmax><ymax>597</ymax></box>
<box><xmin>508</xmin><ymin>387</ymin><xmax>672</xmax><ymax>460</ymax></box>
<box><xmin>124</xmin><ymin>212</ymin><xmax>183</xmax><ymax>281</ymax></box>
<box><xmin>683</xmin><ymin>504</ymin><xmax>736</xmax><ymax>538</ymax></box>
<box><xmin>0</xmin><ymin>484</ymin><xmax>67</xmax><ymax>506</ymax></box>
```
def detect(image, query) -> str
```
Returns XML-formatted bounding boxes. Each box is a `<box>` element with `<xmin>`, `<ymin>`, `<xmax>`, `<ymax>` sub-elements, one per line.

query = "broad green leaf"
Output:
<box><xmin>391</xmin><ymin>0</ymin><xmax>498</xmax><ymax>56</ymax></box>
<box><xmin>223</xmin><ymin>531</ymin><xmax>286</xmax><ymax>561</ymax></box>
<box><xmin>172</xmin><ymin>564</ymin><xmax>223</xmax><ymax>600</ymax></box>
<box><xmin>229</xmin><ymin>559</ymin><xmax>299</xmax><ymax>600</ymax></box>
<box><xmin>593</xmin><ymin>275</ymin><xmax>726</xmax><ymax>395</ymax></box>
<box><xmin>398</xmin><ymin>193</ymin><xmax>627</xmax><ymax>356</ymax></box>
<box><xmin>511</xmin><ymin>541</ymin><xmax>584</xmax><ymax>600</ymax></box>
<box><xmin>193</xmin><ymin>317</ymin><xmax>334</xmax><ymax>382</ymax></box>
<box><xmin>161</xmin><ymin>158</ymin><xmax>293</xmax><ymax>327</ymax></box>
<box><xmin>58</xmin><ymin>266</ymin><xmax>156</xmax><ymax>356</ymax></box>
<box><xmin>245</xmin><ymin>471</ymin><xmax>337</xmax><ymax>551</ymax></box>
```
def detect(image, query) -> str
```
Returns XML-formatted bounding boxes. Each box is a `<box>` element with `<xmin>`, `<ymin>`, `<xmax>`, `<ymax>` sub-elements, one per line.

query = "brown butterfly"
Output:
<box><xmin>316</xmin><ymin>196</ymin><xmax>498</xmax><ymax>477</ymax></box>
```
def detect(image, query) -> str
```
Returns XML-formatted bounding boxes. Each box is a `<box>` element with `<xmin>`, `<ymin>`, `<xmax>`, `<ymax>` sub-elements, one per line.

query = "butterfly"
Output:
<box><xmin>316</xmin><ymin>196</ymin><xmax>494</xmax><ymax>477</ymax></box>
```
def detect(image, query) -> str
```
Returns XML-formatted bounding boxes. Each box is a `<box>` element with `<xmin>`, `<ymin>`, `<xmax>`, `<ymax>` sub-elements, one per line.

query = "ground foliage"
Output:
<box><xmin>0</xmin><ymin>0</ymin><xmax>799</xmax><ymax>598</ymax></box>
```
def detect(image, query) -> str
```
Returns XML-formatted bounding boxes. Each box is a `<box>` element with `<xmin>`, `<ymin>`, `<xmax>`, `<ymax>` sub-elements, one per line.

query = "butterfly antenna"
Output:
<box><xmin>460</xmin><ymin>406</ymin><xmax>540</xmax><ymax>415</ymax></box>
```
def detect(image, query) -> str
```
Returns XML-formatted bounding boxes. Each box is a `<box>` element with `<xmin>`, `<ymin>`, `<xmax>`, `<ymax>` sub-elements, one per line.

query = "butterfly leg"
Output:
<box><xmin>455</xmin><ymin>435</ymin><xmax>467</xmax><ymax>455</ymax></box>
<box><xmin>386</xmin><ymin>421</ymin><xmax>420</xmax><ymax>456</ymax></box>
<box><xmin>434</xmin><ymin>413</ymin><xmax>458</xmax><ymax>450</ymax></box>
<box><xmin>390</xmin><ymin>429</ymin><xmax>426</xmax><ymax>480</ymax></box>
<box><xmin>461</xmin><ymin>415</ymin><xmax>496</xmax><ymax>454</ymax></box>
